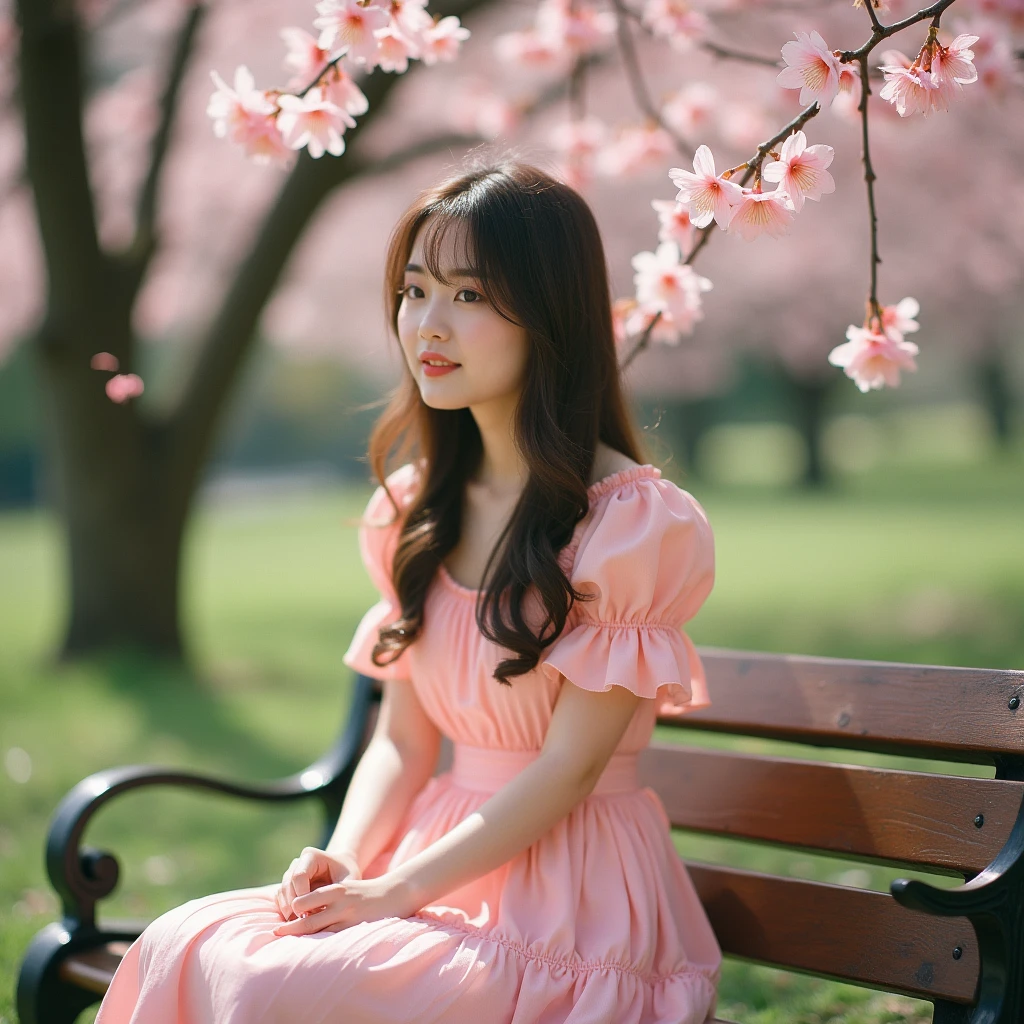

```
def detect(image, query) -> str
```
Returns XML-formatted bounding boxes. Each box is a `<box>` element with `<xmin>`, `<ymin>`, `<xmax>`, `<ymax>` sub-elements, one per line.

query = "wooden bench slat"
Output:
<box><xmin>678</xmin><ymin>649</ymin><xmax>1024</xmax><ymax>765</ymax></box>
<box><xmin>58</xmin><ymin>941</ymin><xmax>132</xmax><ymax>994</ymax></box>
<box><xmin>686</xmin><ymin>861</ymin><xmax>979</xmax><ymax>1002</ymax></box>
<box><xmin>641</xmin><ymin>744</ymin><xmax>1024</xmax><ymax>875</ymax></box>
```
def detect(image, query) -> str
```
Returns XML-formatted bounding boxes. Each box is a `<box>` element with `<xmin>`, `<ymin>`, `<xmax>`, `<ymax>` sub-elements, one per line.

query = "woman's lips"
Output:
<box><xmin>422</xmin><ymin>363</ymin><xmax>460</xmax><ymax>377</ymax></box>
<box><xmin>420</xmin><ymin>352</ymin><xmax>461</xmax><ymax>377</ymax></box>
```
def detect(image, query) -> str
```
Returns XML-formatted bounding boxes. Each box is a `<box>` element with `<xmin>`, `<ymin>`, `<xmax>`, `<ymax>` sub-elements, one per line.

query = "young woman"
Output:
<box><xmin>96</xmin><ymin>159</ymin><xmax>722</xmax><ymax>1023</ymax></box>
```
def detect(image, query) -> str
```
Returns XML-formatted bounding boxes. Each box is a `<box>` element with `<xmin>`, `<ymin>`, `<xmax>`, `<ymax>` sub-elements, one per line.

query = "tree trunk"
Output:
<box><xmin>34</xmin><ymin>325</ymin><xmax>191</xmax><ymax>659</ymax></box>
<box><xmin>14</xmin><ymin>0</ymin><xmax>503</xmax><ymax>665</ymax></box>
<box><xmin>790</xmin><ymin>376</ymin><xmax>832</xmax><ymax>488</ymax></box>
<box><xmin>975</xmin><ymin>343</ymin><xmax>1015</xmax><ymax>448</ymax></box>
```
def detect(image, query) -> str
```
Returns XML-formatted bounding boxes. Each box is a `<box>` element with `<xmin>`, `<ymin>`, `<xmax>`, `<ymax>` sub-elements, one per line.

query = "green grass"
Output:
<box><xmin>1</xmin><ymin>428</ymin><xmax>1023</xmax><ymax>1023</ymax></box>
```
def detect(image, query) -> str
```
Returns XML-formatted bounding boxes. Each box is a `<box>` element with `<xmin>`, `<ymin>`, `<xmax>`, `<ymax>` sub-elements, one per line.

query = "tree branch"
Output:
<box><xmin>608</xmin><ymin>0</ymin><xmax>692</xmax><ymax>155</ymax></box>
<box><xmin>122</xmin><ymin>0</ymin><xmax>208</xmax><ymax>295</ymax></box>
<box><xmin>164</xmin><ymin>0</ymin><xmax>498</xmax><ymax>501</ymax></box>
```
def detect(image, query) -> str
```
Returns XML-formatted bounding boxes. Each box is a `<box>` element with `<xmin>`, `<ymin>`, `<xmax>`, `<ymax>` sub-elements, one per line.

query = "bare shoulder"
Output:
<box><xmin>589</xmin><ymin>442</ymin><xmax>641</xmax><ymax>486</ymax></box>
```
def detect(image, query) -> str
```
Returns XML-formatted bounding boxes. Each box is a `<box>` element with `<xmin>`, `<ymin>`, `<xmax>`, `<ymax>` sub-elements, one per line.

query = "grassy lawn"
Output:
<box><xmin>1</xmin><ymin>426</ymin><xmax>1022</xmax><ymax>1023</ymax></box>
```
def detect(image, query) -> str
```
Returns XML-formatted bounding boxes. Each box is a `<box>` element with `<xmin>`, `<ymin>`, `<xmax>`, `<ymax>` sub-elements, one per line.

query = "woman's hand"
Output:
<box><xmin>274</xmin><ymin>846</ymin><xmax>361</xmax><ymax>923</ymax></box>
<box><xmin>271</xmin><ymin>873</ymin><xmax>419</xmax><ymax>937</ymax></box>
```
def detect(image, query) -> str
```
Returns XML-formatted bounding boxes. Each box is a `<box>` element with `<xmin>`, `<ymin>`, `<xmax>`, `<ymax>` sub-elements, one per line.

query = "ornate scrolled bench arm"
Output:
<box><xmin>47</xmin><ymin>673</ymin><xmax>379</xmax><ymax>929</ymax></box>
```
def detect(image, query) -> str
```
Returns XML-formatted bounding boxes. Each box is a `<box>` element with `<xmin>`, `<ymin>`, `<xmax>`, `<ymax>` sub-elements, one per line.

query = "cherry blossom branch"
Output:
<box><xmin>620</xmin><ymin>310</ymin><xmax>662</xmax><ymax>370</ymax></box>
<box><xmin>616</xmin><ymin>4</ymin><xmax>783</xmax><ymax>70</ymax></box>
<box><xmin>699</xmin><ymin>40</ymin><xmax>784</xmax><ymax>68</ymax></box>
<box><xmin>125</xmin><ymin>0</ymin><xmax>207</xmax><ymax>286</ymax></box>
<box><xmin>609</xmin><ymin>0</ymin><xmax>692</xmax><ymax>154</ymax></box>
<box><xmin>620</xmin><ymin>100</ymin><xmax>820</xmax><ymax>368</ymax></box>
<box><xmin>569</xmin><ymin>55</ymin><xmax>588</xmax><ymax>119</ymax></box>
<box><xmin>837</xmin><ymin>0</ymin><xmax>959</xmax><ymax>61</ymax></box>
<box><xmin>855</xmin><ymin>52</ymin><xmax>882</xmax><ymax>324</ymax></box>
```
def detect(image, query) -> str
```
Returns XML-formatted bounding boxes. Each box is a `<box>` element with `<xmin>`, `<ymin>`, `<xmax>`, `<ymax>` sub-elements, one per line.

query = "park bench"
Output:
<box><xmin>16</xmin><ymin>648</ymin><xmax>1024</xmax><ymax>1024</ymax></box>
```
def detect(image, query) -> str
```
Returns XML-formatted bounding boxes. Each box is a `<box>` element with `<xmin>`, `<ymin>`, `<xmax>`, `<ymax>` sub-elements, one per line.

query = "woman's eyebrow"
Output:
<box><xmin>404</xmin><ymin>262</ymin><xmax>481</xmax><ymax>279</ymax></box>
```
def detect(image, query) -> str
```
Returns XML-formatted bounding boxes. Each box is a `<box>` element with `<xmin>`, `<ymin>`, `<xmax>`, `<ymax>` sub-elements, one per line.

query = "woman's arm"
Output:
<box><xmin>389</xmin><ymin>681</ymin><xmax>643</xmax><ymax>910</ymax></box>
<box><xmin>325</xmin><ymin>678</ymin><xmax>442</xmax><ymax>873</ymax></box>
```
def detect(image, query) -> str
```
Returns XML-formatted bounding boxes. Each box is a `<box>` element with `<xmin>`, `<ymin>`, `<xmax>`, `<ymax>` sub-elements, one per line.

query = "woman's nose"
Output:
<box><xmin>418</xmin><ymin>307</ymin><xmax>449</xmax><ymax>342</ymax></box>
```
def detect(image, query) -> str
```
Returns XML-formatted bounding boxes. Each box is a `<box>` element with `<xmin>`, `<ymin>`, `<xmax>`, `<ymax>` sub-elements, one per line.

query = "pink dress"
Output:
<box><xmin>95</xmin><ymin>462</ymin><xmax>722</xmax><ymax>1024</ymax></box>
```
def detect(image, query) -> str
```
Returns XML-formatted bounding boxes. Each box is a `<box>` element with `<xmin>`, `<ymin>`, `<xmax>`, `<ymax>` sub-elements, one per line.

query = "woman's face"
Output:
<box><xmin>397</xmin><ymin>219</ymin><xmax>529</xmax><ymax>415</ymax></box>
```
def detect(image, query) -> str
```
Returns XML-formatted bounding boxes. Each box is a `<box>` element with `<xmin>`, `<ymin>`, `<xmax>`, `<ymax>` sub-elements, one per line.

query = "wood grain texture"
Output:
<box><xmin>641</xmin><ymin>744</ymin><xmax>1024</xmax><ymax>875</ymax></box>
<box><xmin>59</xmin><ymin>941</ymin><xmax>132</xmax><ymax>994</ymax></box>
<box><xmin>673</xmin><ymin>649</ymin><xmax>1024</xmax><ymax>764</ymax></box>
<box><xmin>686</xmin><ymin>862</ymin><xmax>980</xmax><ymax>1002</ymax></box>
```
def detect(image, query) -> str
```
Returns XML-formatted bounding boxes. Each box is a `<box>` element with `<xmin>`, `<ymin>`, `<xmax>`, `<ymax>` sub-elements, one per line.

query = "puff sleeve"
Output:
<box><xmin>342</xmin><ymin>464</ymin><xmax>418</xmax><ymax>681</ymax></box>
<box><xmin>539</xmin><ymin>476</ymin><xmax>715</xmax><ymax>717</ymax></box>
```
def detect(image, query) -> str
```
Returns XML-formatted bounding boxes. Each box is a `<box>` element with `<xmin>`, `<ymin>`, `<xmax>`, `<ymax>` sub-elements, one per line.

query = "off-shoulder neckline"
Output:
<box><xmin>438</xmin><ymin>464</ymin><xmax>663</xmax><ymax>595</ymax></box>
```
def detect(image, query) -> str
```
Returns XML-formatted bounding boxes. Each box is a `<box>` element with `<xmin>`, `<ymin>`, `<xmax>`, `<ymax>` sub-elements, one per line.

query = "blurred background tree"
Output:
<box><xmin>1</xmin><ymin>0</ymin><xmax>1022</xmax><ymax>666</ymax></box>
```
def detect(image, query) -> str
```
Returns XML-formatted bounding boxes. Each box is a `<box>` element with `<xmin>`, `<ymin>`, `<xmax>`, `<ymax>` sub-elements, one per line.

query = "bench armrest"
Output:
<box><xmin>891</xmin><ymin>792</ymin><xmax>1024</xmax><ymax>1024</ymax></box>
<box><xmin>47</xmin><ymin>674</ymin><xmax>379</xmax><ymax>928</ymax></box>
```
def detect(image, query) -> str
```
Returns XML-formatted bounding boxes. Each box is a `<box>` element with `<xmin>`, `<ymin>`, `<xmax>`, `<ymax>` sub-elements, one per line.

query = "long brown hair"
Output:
<box><xmin>368</xmin><ymin>158</ymin><xmax>644</xmax><ymax>685</ymax></box>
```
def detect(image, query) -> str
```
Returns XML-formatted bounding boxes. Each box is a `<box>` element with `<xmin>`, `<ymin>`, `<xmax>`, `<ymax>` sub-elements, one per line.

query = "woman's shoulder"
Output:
<box><xmin>576</xmin><ymin>449</ymin><xmax>713</xmax><ymax>578</ymax></box>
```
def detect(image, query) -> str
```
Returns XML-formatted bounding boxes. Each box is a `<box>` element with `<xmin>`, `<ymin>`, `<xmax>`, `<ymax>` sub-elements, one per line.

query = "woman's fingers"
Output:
<box><xmin>273</xmin><ymin>902</ymin><xmax>341</xmax><ymax>937</ymax></box>
<box><xmin>292</xmin><ymin>882</ymin><xmax>344</xmax><ymax>916</ymax></box>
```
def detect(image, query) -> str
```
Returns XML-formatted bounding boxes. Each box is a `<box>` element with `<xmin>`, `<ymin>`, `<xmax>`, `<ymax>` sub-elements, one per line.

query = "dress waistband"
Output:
<box><xmin>450</xmin><ymin>743</ymin><xmax>640</xmax><ymax>796</ymax></box>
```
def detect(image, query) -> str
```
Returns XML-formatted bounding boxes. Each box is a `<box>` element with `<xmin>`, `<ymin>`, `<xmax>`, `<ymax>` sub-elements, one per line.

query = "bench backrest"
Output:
<box><xmin>364</xmin><ymin>648</ymin><xmax>1024</xmax><ymax>1018</ymax></box>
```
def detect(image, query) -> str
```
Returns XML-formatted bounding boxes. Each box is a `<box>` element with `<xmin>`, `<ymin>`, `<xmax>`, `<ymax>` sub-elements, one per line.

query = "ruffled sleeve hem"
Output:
<box><xmin>539</xmin><ymin>621</ymin><xmax>710</xmax><ymax>718</ymax></box>
<box><xmin>342</xmin><ymin>598</ymin><xmax>413</xmax><ymax>681</ymax></box>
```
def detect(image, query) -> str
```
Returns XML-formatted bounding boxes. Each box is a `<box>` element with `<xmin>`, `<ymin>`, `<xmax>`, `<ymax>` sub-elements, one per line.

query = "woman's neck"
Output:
<box><xmin>468</xmin><ymin>391</ymin><xmax>527</xmax><ymax>498</ymax></box>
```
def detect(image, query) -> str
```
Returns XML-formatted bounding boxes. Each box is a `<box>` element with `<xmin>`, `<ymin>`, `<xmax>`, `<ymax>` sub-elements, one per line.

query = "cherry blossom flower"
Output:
<box><xmin>928</xmin><ymin>33</ymin><xmax>980</xmax><ymax>109</ymax></box>
<box><xmin>322</xmin><ymin>64</ymin><xmax>369</xmax><ymax>116</ymax></box>
<box><xmin>960</xmin><ymin>18</ymin><xmax>1024</xmax><ymax>97</ymax></box>
<box><xmin>420</xmin><ymin>16</ymin><xmax>470</xmax><ymax>64</ymax></box>
<box><xmin>957</xmin><ymin>18</ymin><xmax>1024</xmax><ymax>97</ymax></box>
<box><xmin>207</xmin><ymin>67</ymin><xmax>272</xmax><ymax>138</ymax></box>
<box><xmin>280</xmin><ymin>27</ymin><xmax>332</xmax><ymax>88</ymax></box>
<box><xmin>640</xmin><ymin>0</ymin><xmax>710</xmax><ymax>51</ymax></box>
<box><xmin>374</xmin><ymin>23</ymin><xmax>420</xmax><ymax>72</ymax></box>
<box><xmin>449</xmin><ymin>80</ymin><xmax>520</xmax><ymax>139</ymax></box>
<box><xmin>877</xmin><ymin>52</ymin><xmax>940</xmax><ymax>116</ymax></box>
<box><xmin>828</xmin><ymin>322</ymin><xmax>919</xmax><ymax>392</ymax></box>
<box><xmin>661</xmin><ymin>83</ymin><xmax>718</xmax><ymax>138</ymax></box>
<box><xmin>276</xmin><ymin>87</ymin><xmax>356</xmax><ymax>157</ymax></box>
<box><xmin>535</xmin><ymin>0</ymin><xmax>617</xmax><ymax>56</ymax></box>
<box><xmin>493</xmin><ymin>28</ymin><xmax>569</xmax><ymax>69</ymax></box>
<box><xmin>761</xmin><ymin>130</ymin><xmax>835</xmax><ymax>212</ymax></box>
<box><xmin>389</xmin><ymin>0</ymin><xmax>434</xmax><ymax>39</ymax></box>
<box><xmin>207</xmin><ymin>67</ymin><xmax>292</xmax><ymax>164</ymax></box>
<box><xmin>727</xmin><ymin>186</ymin><xmax>795</xmax><ymax>241</ymax></box>
<box><xmin>880</xmin><ymin>296</ymin><xmax>920</xmax><ymax>340</ymax></box>
<box><xmin>90</xmin><ymin>352</ymin><xmax>119</xmax><ymax>372</ymax></box>
<box><xmin>631</xmin><ymin>241</ymin><xmax>713</xmax><ymax>328</ymax></box>
<box><xmin>829</xmin><ymin>62</ymin><xmax>862</xmax><ymax>122</ymax></box>
<box><xmin>651</xmin><ymin>199</ymin><xmax>695</xmax><ymax>250</ymax></box>
<box><xmin>549</xmin><ymin>117</ymin><xmax>607</xmax><ymax>188</ymax></box>
<box><xmin>597</xmin><ymin>124</ymin><xmax>674</xmax><ymax>177</ymax></box>
<box><xmin>626</xmin><ymin>303</ymin><xmax>690</xmax><ymax>343</ymax></box>
<box><xmin>313</xmin><ymin>0</ymin><xmax>390</xmax><ymax>66</ymax></box>
<box><xmin>777</xmin><ymin>30</ymin><xmax>843</xmax><ymax>107</ymax></box>
<box><xmin>105</xmin><ymin>373</ymin><xmax>145</xmax><ymax>404</ymax></box>
<box><xmin>669</xmin><ymin>145</ymin><xmax>744</xmax><ymax>229</ymax></box>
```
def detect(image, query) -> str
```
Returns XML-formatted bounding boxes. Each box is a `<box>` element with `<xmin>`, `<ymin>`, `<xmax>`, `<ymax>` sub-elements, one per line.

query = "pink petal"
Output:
<box><xmin>91</xmin><ymin>351</ymin><xmax>119</xmax><ymax>372</ymax></box>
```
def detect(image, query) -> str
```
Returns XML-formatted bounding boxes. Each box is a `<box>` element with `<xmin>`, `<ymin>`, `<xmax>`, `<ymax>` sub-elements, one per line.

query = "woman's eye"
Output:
<box><xmin>456</xmin><ymin>288</ymin><xmax>482</xmax><ymax>303</ymax></box>
<box><xmin>401</xmin><ymin>284</ymin><xmax>423</xmax><ymax>299</ymax></box>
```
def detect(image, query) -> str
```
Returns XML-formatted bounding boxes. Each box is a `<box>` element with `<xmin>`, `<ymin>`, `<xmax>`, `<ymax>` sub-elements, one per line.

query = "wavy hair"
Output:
<box><xmin>367</xmin><ymin>158</ymin><xmax>645</xmax><ymax>685</ymax></box>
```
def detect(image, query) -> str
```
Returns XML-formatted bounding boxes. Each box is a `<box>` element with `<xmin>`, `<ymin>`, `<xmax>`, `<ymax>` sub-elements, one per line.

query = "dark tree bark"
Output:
<box><xmin>788</xmin><ymin>376</ymin><xmax>833</xmax><ymax>488</ymax></box>
<box><xmin>974</xmin><ymin>340</ymin><xmax>1016</xmax><ymax>449</ymax></box>
<box><xmin>14</xmin><ymin>0</ymin><xmax>492</xmax><ymax>663</ymax></box>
